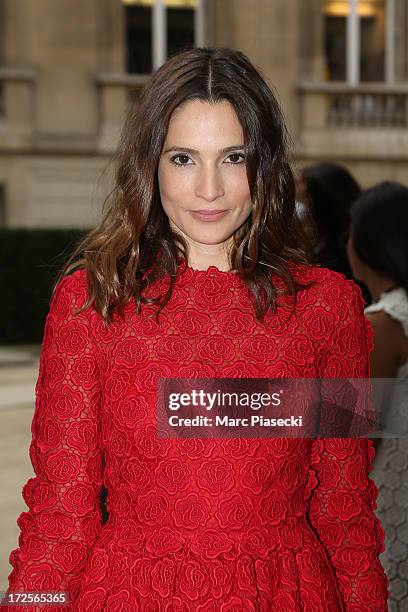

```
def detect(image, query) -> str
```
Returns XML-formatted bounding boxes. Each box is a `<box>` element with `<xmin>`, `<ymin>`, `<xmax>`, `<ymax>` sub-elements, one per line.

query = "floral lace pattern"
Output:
<box><xmin>3</xmin><ymin>263</ymin><xmax>389</xmax><ymax>611</ymax></box>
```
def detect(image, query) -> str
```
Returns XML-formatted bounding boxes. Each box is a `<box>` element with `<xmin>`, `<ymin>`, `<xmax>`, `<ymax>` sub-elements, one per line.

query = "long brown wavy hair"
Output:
<box><xmin>57</xmin><ymin>47</ymin><xmax>314</xmax><ymax>324</ymax></box>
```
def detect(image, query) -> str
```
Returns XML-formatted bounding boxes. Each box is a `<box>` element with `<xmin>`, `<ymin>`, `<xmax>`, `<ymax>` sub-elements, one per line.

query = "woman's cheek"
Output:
<box><xmin>160</xmin><ymin>169</ymin><xmax>192</xmax><ymax>204</ymax></box>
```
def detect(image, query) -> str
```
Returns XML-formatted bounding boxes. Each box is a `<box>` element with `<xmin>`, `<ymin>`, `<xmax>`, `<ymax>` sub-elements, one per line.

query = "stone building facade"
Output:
<box><xmin>0</xmin><ymin>0</ymin><xmax>407</xmax><ymax>228</ymax></box>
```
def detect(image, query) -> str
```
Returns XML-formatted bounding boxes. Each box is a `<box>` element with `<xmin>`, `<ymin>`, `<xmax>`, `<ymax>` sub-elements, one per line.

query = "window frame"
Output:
<box><xmin>124</xmin><ymin>0</ymin><xmax>205</xmax><ymax>74</ymax></box>
<box><xmin>323</xmin><ymin>0</ymin><xmax>395</xmax><ymax>85</ymax></box>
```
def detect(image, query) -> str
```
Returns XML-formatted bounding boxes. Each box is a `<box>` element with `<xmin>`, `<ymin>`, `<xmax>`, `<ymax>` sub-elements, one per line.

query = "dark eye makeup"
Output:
<box><xmin>169</xmin><ymin>152</ymin><xmax>246</xmax><ymax>167</ymax></box>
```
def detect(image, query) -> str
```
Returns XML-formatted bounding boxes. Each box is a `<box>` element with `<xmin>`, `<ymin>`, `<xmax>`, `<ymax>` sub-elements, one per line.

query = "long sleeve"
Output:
<box><xmin>2</xmin><ymin>271</ymin><xmax>103</xmax><ymax>612</ymax></box>
<box><xmin>306</xmin><ymin>277</ymin><xmax>390</xmax><ymax>611</ymax></box>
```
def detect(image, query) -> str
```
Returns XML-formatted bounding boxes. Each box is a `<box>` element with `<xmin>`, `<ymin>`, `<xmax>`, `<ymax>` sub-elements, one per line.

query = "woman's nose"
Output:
<box><xmin>194</xmin><ymin>166</ymin><xmax>225</xmax><ymax>201</ymax></box>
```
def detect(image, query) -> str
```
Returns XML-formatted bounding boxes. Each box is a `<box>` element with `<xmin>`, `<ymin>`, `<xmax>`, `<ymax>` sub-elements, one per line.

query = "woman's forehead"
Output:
<box><xmin>164</xmin><ymin>100</ymin><xmax>244</xmax><ymax>147</ymax></box>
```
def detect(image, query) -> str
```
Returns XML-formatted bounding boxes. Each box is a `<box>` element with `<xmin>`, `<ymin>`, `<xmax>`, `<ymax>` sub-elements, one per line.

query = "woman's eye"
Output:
<box><xmin>170</xmin><ymin>154</ymin><xmax>192</xmax><ymax>166</ymax></box>
<box><xmin>226</xmin><ymin>153</ymin><xmax>245</xmax><ymax>164</ymax></box>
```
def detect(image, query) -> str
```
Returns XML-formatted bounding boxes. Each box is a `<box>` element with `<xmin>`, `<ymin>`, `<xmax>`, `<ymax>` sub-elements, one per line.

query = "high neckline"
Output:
<box><xmin>186</xmin><ymin>264</ymin><xmax>237</xmax><ymax>276</ymax></box>
<box><xmin>175</xmin><ymin>259</ymin><xmax>244</xmax><ymax>287</ymax></box>
<box><xmin>177</xmin><ymin>259</ymin><xmax>236</xmax><ymax>275</ymax></box>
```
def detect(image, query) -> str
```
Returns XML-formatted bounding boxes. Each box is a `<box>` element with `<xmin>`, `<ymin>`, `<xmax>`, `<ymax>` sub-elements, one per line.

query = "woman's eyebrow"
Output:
<box><xmin>162</xmin><ymin>145</ymin><xmax>245</xmax><ymax>154</ymax></box>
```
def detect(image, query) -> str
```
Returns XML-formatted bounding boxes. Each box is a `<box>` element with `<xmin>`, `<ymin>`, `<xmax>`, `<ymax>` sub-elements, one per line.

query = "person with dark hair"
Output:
<box><xmin>347</xmin><ymin>180</ymin><xmax>408</xmax><ymax>611</ymax></box>
<box><xmin>297</xmin><ymin>162</ymin><xmax>362</xmax><ymax>279</ymax></box>
<box><xmin>3</xmin><ymin>48</ymin><xmax>388</xmax><ymax>610</ymax></box>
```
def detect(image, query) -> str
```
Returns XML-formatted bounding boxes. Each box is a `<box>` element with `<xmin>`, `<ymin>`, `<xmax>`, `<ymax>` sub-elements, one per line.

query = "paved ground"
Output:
<box><xmin>0</xmin><ymin>348</ymin><xmax>40</xmax><ymax>592</ymax></box>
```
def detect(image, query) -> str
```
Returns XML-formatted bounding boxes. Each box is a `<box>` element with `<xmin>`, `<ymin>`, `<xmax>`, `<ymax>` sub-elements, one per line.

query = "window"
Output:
<box><xmin>125</xmin><ymin>5</ymin><xmax>152</xmax><ymax>73</ymax></box>
<box><xmin>360</xmin><ymin>1</ymin><xmax>386</xmax><ymax>81</ymax></box>
<box><xmin>123</xmin><ymin>0</ymin><xmax>202</xmax><ymax>74</ymax></box>
<box><xmin>167</xmin><ymin>5</ymin><xmax>195</xmax><ymax>59</ymax></box>
<box><xmin>323</xmin><ymin>0</ymin><xmax>388</xmax><ymax>83</ymax></box>
<box><xmin>324</xmin><ymin>12</ymin><xmax>347</xmax><ymax>80</ymax></box>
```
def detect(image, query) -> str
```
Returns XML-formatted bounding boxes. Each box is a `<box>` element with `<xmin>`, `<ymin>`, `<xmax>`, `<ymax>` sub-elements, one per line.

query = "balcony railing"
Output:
<box><xmin>297</xmin><ymin>82</ymin><xmax>408</xmax><ymax>158</ymax></box>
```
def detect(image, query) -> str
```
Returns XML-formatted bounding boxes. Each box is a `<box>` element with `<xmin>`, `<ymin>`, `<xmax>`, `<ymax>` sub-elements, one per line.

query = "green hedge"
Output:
<box><xmin>0</xmin><ymin>229</ymin><xmax>88</xmax><ymax>344</ymax></box>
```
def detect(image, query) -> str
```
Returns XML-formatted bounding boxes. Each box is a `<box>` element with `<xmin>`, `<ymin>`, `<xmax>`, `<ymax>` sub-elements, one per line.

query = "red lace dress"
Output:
<box><xmin>4</xmin><ymin>262</ymin><xmax>389</xmax><ymax>611</ymax></box>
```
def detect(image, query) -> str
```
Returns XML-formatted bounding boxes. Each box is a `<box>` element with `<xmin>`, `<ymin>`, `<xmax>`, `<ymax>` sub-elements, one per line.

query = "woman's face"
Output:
<box><xmin>158</xmin><ymin>99</ymin><xmax>253</xmax><ymax>253</ymax></box>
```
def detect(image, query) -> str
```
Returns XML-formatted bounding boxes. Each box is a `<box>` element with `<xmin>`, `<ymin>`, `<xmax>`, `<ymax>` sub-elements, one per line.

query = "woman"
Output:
<box><xmin>347</xmin><ymin>181</ymin><xmax>408</xmax><ymax>612</ymax></box>
<box><xmin>296</xmin><ymin>163</ymin><xmax>362</xmax><ymax>279</ymax></box>
<box><xmin>4</xmin><ymin>47</ymin><xmax>388</xmax><ymax>611</ymax></box>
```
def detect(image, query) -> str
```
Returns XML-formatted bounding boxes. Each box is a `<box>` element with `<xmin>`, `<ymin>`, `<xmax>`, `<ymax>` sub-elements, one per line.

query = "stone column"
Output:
<box><xmin>205</xmin><ymin>0</ymin><xmax>302</xmax><ymax>137</ymax></box>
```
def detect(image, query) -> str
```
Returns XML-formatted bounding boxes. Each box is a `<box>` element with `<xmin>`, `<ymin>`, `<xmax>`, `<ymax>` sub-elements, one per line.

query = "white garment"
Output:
<box><xmin>365</xmin><ymin>287</ymin><xmax>408</xmax><ymax>379</ymax></box>
<box><xmin>365</xmin><ymin>287</ymin><xmax>408</xmax><ymax>612</ymax></box>
<box><xmin>366</xmin><ymin>288</ymin><xmax>408</xmax><ymax>436</ymax></box>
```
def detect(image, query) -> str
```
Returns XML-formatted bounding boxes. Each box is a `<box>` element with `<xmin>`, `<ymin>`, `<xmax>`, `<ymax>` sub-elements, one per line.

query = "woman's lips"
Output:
<box><xmin>190</xmin><ymin>210</ymin><xmax>228</xmax><ymax>222</ymax></box>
